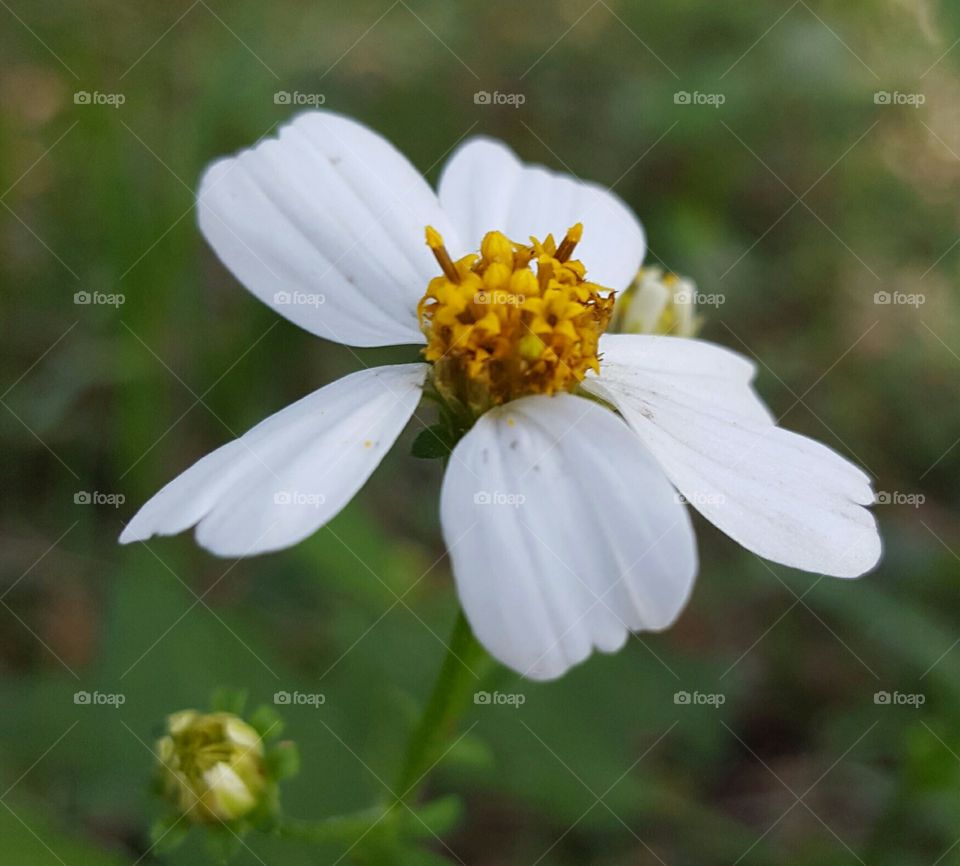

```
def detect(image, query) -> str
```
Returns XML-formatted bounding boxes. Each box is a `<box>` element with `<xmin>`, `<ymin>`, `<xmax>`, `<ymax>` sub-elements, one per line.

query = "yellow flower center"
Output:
<box><xmin>417</xmin><ymin>223</ymin><xmax>614</xmax><ymax>414</ymax></box>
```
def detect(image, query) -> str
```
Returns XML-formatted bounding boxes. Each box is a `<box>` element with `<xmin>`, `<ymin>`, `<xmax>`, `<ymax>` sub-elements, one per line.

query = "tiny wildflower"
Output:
<box><xmin>121</xmin><ymin>111</ymin><xmax>881</xmax><ymax>680</ymax></box>
<box><xmin>156</xmin><ymin>710</ymin><xmax>267</xmax><ymax>823</ymax></box>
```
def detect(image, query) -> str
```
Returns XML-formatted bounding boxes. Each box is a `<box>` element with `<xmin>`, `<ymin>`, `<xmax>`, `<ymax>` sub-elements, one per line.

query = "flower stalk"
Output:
<box><xmin>393</xmin><ymin>610</ymin><xmax>492</xmax><ymax>805</ymax></box>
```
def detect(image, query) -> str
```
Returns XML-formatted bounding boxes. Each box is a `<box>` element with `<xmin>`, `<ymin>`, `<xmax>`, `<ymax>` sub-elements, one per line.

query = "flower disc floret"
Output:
<box><xmin>417</xmin><ymin>224</ymin><xmax>615</xmax><ymax>413</ymax></box>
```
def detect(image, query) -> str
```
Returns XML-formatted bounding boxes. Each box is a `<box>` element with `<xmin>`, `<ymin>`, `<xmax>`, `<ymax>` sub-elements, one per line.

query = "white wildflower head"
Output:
<box><xmin>120</xmin><ymin>111</ymin><xmax>882</xmax><ymax>683</ymax></box>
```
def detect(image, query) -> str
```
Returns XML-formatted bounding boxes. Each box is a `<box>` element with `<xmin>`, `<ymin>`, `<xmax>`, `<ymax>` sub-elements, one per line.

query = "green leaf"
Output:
<box><xmin>411</xmin><ymin>425</ymin><xmax>453</xmax><ymax>460</ymax></box>
<box><xmin>395</xmin><ymin>846</ymin><xmax>458</xmax><ymax>866</ymax></box>
<box><xmin>0</xmin><ymin>798</ymin><xmax>132</xmax><ymax>865</ymax></box>
<box><xmin>409</xmin><ymin>795</ymin><xmax>463</xmax><ymax>837</ymax></box>
<box><xmin>443</xmin><ymin>731</ymin><xmax>495</xmax><ymax>771</ymax></box>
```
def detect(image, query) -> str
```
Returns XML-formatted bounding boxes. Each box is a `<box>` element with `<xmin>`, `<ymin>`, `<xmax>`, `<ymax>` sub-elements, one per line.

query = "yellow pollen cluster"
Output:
<box><xmin>417</xmin><ymin>224</ymin><xmax>614</xmax><ymax>413</ymax></box>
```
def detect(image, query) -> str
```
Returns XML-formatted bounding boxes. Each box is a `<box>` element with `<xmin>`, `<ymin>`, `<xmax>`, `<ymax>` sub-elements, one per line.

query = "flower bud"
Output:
<box><xmin>611</xmin><ymin>266</ymin><xmax>700</xmax><ymax>338</ymax></box>
<box><xmin>156</xmin><ymin>710</ymin><xmax>267</xmax><ymax>823</ymax></box>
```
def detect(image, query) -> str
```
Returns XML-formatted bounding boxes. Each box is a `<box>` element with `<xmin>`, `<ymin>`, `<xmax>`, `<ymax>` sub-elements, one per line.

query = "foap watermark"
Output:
<box><xmin>74</xmin><ymin>90</ymin><xmax>125</xmax><ymax>108</ymax></box>
<box><xmin>874</xmin><ymin>91</ymin><xmax>925</xmax><ymax>108</ymax></box>
<box><xmin>74</xmin><ymin>690</ymin><xmax>126</xmax><ymax>707</ymax></box>
<box><xmin>473</xmin><ymin>490</ymin><xmax>525</xmax><ymax>508</ymax></box>
<box><xmin>674</xmin><ymin>91</ymin><xmax>726</xmax><ymax>108</ymax></box>
<box><xmin>874</xmin><ymin>290</ymin><xmax>924</xmax><ymax>308</ymax></box>
<box><xmin>274</xmin><ymin>490</ymin><xmax>326</xmax><ymax>508</ymax></box>
<box><xmin>274</xmin><ymin>690</ymin><xmax>326</xmax><ymax>708</ymax></box>
<box><xmin>74</xmin><ymin>490</ymin><xmax>125</xmax><ymax>508</ymax></box>
<box><xmin>675</xmin><ymin>492</ymin><xmax>726</xmax><ymax>507</ymax></box>
<box><xmin>876</xmin><ymin>491</ymin><xmax>925</xmax><ymax>508</ymax></box>
<box><xmin>274</xmin><ymin>290</ymin><xmax>325</xmax><ymax>309</ymax></box>
<box><xmin>274</xmin><ymin>90</ymin><xmax>325</xmax><ymax>107</ymax></box>
<box><xmin>674</xmin><ymin>690</ymin><xmax>726</xmax><ymax>707</ymax></box>
<box><xmin>474</xmin><ymin>690</ymin><xmax>526</xmax><ymax>707</ymax></box>
<box><xmin>474</xmin><ymin>90</ymin><xmax>525</xmax><ymax>108</ymax></box>
<box><xmin>74</xmin><ymin>290</ymin><xmax>125</xmax><ymax>308</ymax></box>
<box><xmin>874</xmin><ymin>690</ymin><xmax>925</xmax><ymax>708</ymax></box>
<box><xmin>676</xmin><ymin>289</ymin><xmax>724</xmax><ymax>308</ymax></box>
<box><xmin>474</xmin><ymin>290</ymin><xmax>523</xmax><ymax>307</ymax></box>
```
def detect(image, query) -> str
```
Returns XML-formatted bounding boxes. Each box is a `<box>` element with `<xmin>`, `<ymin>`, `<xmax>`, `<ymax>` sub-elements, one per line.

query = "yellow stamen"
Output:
<box><xmin>417</xmin><ymin>224</ymin><xmax>614</xmax><ymax>413</ymax></box>
<box><xmin>425</xmin><ymin>225</ymin><xmax>460</xmax><ymax>283</ymax></box>
<box><xmin>554</xmin><ymin>222</ymin><xmax>583</xmax><ymax>263</ymax></box>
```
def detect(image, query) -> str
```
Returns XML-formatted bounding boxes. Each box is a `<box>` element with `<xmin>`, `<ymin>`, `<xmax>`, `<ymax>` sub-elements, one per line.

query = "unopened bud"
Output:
<box><xmin>156</xmin><ymin>710</ymin><xmax>267</xmax><ymax>823</ymax></box>
<box><xmin>611</xmin><ymin>267</ymin><xmax>700</xmax><ymax>337</ymax></box>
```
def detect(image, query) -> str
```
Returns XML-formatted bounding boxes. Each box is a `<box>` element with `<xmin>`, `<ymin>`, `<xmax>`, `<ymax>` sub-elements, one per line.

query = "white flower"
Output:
<box><xmin>120</xmin><ymin>111</ymin><xmax>881</xmax><ymax>681</ymax></box>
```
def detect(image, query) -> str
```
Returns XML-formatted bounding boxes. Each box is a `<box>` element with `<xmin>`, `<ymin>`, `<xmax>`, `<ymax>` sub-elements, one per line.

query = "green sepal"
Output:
<box><xmin>149</xmin><ymin>814</ymin><xmax>190</xmax><ymax>854</ymax></box>
<box><xmin>267</xmin><ymin>740</ymin><xmax>300</xmax><ymax>781</ymax></box>
<box><xmin>248</xmin><ymin>703</ymin><xmax>284</xmax><ymax>740</ymax></box>
<box><xmin>209</xmin><ymin>687</ymin><xmax>247</xmax><ymax>716</ymax></box>
<box><xmin>411</xmin><ymin>425</ymin><xmax>455</xmax><ymax>460</ymax></box>
<box><xmin>204</xmin><ymin>824</ymin><xmax>243</xmax><ymax>863</ymax></box>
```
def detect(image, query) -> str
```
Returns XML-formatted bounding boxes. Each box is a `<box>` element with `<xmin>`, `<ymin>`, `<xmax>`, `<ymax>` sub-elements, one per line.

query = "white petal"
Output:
<box><xmin>204</xmin><ymin>763</ymin><xmax>255</xmax><ymax>819</ymax></box>
<box><xmin>120</xmin><ymin>364</ymin><xmax>426</xmax><ymax>557</ymax></box>
<box><xmin>584</xmin><ymin>340</ymin><xmax>881</xmax><ymax>578</ymax></box>
<box><xmin>596</xmin><ymin>333</ymin><xmax>775</xmax><ymax>424</ymax></box>
<box><xmin>198</xmin><ymin>111</ymin><xmax>460</xmax><ymax>347</ymax></box>
<box><xmin>437</xmin><ymin>138</ymin><xmax>646</xmax><ymax>290</ymax></box>
<box><xmin>440</xmin><ymin>394</ymin><xmax>697</xmax><ymax>681</ymax></box>
<box><xmin>620</xmin><ymin>273</ymin><xmax>670</xmax><ymax>334</ymax></box>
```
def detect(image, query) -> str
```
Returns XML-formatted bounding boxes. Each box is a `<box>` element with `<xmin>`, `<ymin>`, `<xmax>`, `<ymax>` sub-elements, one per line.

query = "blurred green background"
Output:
<box><xmin>2</xmin><ymin>0</ymin><xmax>960</xmax><ymax>863</ymax></box>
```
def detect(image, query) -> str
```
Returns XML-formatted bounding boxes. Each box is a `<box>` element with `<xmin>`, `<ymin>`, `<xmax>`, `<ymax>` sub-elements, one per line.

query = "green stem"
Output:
<box><xmin>277</xmin><ymin>807</ymin><xmax>388</xmax><ymax>844</ymax></box>
<box><xmin>393</xmin><ymin>609</ymin><xmax>491</xmax><ymax>803</ymax></box>
<box><xmin>277</xmin><ymin>795</ymin><xmax>462</xmax><ymax>845</ymax></box>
